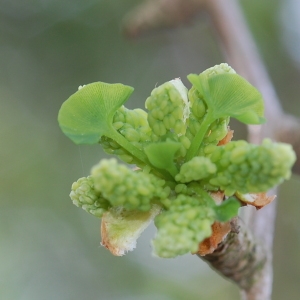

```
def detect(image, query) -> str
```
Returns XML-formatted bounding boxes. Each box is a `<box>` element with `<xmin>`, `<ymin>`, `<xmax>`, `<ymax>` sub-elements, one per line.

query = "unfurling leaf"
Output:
<box><xmin>187</xmin><ymin>73</ymin><xmax>265</xmax><ymax>125</ymax></box>
<box><xmin>58</xmin><ymin>82</ymin><xmax>134</xmax><ymax>144</ymax></box>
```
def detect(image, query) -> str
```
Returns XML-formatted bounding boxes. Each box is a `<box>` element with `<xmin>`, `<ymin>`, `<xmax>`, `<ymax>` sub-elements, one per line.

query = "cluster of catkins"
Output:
<box><xmin>69</xmin><ymin>64</ymin><xmax>295</xmax><ymax>258</ymax></box>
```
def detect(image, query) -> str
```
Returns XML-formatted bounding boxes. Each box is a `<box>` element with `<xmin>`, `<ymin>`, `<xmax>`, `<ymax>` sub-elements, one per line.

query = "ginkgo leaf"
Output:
<box><xmin>144</xmin><ymin>140</ymin><xmax>181</xmax><ymax>177</ymax></box>
<box><xmin>187</xmin><ymin>73</ymin><xmax>265</xmax><ymax>125</ymax></box>
<box><xmin>186</xmin><ymin>72</ymin><xmax>265</xmax><ymax>161</ymax></box>
<box><xmin>58</xmin><ymin>82</ymin><xmax>134</xmax><ymax>144</ymax></box>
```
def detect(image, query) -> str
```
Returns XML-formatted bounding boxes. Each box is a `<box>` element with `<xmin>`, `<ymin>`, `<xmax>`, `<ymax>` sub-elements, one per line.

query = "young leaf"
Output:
<box><xmin>144</xmin><ymin>140</ymin><xmax>181</xmax><ymax>178</ymax></box>
<box><xmin>214</xmin><ymin>197</ymin><xmax>241</xmax><ymax>222</ymax></box>
<box><xmin>58</xmin><ymin>82</ymin><xmax>134</xmax><ymax>144</ymax></box>
<box><xmin>187</xmin><ymin>73</ymin><xmax>265</xmax><ymax>125</ymax></box>
<box><xmin>58</xmin><ymin>82</ymin><xmax>152</xmax><ymax>165</ymax></box>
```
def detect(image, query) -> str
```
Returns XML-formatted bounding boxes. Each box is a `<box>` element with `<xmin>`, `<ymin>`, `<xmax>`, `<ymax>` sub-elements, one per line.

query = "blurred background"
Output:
<box><xmin>1</xmin><ymin>0</ymin><xmax>300</xmax><ymax>299</ymax></box>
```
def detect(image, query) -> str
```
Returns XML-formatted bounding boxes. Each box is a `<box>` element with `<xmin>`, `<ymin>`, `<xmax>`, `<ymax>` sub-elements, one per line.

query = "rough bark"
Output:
<box><xmin>200</xmin><ymin>218</ymin><xmax>267</xmax><ymax>292</ymax></box>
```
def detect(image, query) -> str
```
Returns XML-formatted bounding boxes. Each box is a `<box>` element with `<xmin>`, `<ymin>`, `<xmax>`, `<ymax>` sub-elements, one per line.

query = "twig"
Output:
<box><xmin>203</xmin><ymin>1</ymin><xmax>280</xmax><ymax>298</ymax></box>
<box><xmin>200</xmin><ymin>217</ymin><xmax>267</xmax><ymax>292</ymax></box>
<box><xmin>122</xmin><ymin>0</ymin><xmax>204</xmax><ymax>38</ymax></box>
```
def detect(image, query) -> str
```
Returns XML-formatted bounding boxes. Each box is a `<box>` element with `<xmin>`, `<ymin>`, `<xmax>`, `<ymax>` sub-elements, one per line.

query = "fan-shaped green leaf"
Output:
<box><xmin>58</xmin><ymin>82</ymin><xmax>134</xmax><ymax>144</ymax></box>
<box><xmin>187</xmin><ymin>73</ymin><xmax>265</xmax><ymax>125</ymax></box>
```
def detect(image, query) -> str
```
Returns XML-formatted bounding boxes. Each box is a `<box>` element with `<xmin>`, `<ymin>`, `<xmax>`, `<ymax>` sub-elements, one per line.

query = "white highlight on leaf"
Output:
<box><xmin>169</xmin><ymin>78</ymin><xmax>190</xmax><ymax>123</ymax></box>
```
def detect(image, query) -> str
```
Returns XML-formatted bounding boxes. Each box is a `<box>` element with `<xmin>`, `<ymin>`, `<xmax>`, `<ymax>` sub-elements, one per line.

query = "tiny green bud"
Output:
<box><xmin>70</xmin><ymin>176</ymin><xmax>110</xmax><ymax>218</ymax></box>
<box><xmin>153</xmin><ymin>195</ymin><xmax>214</xmax><ymax>258</ymax></box>
<box><xmin>146</xmin><ymin>79</ymin><xmax>189</xmax><ymax>138</ymax></box>
<box><xmin>175</xmin><ymin>156</ymin><xmax>217</xmax><ymax>183</ymax></box>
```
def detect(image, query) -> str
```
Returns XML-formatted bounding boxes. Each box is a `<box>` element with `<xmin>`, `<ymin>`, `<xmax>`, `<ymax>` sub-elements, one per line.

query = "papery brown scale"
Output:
<box><xmin>217</xmin><ymin>128</ymin><xmax>234</xmax><ymax>146</ymax></box>
<box><xmin>197</xmin><ymin>221</ymin><xmax>232</xmax><ymax>256</ymax></box>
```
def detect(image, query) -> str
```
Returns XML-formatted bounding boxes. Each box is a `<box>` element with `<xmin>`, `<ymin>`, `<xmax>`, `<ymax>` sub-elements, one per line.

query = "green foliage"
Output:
<box><xmin>58</xmin><ymin>82</ymin><xmax>134</xmax><ymax>144</ymax></box>
<box><xmin>187</xmin><ymin>63</ymin><xmax>265</xmax><ymax>125</ymax></box>
<box><xmin>58</xmin><ymin>82</ymin><xmax>149</xmax><ymax>166</ymax></box>
<box><xmin>186</xmin><ymin>80</ymin><xmax>230</xmax><ymax>157</ymax></box>
<box><xmin>58</xmin><ymin>64</ymin><xmax>296</xmax><ymax>258</ymax></box>
<box><xmin>186</xmin><ymin>63</ymin><xmax>265</xmax><ymax>160</ymax></box>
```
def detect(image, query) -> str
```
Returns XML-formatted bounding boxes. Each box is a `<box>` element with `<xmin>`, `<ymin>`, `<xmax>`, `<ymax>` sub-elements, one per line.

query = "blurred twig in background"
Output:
<box><xmin>122</xmin><ymin>0</ymin><xmax>300</xmax><ymax>299</ymax></box>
